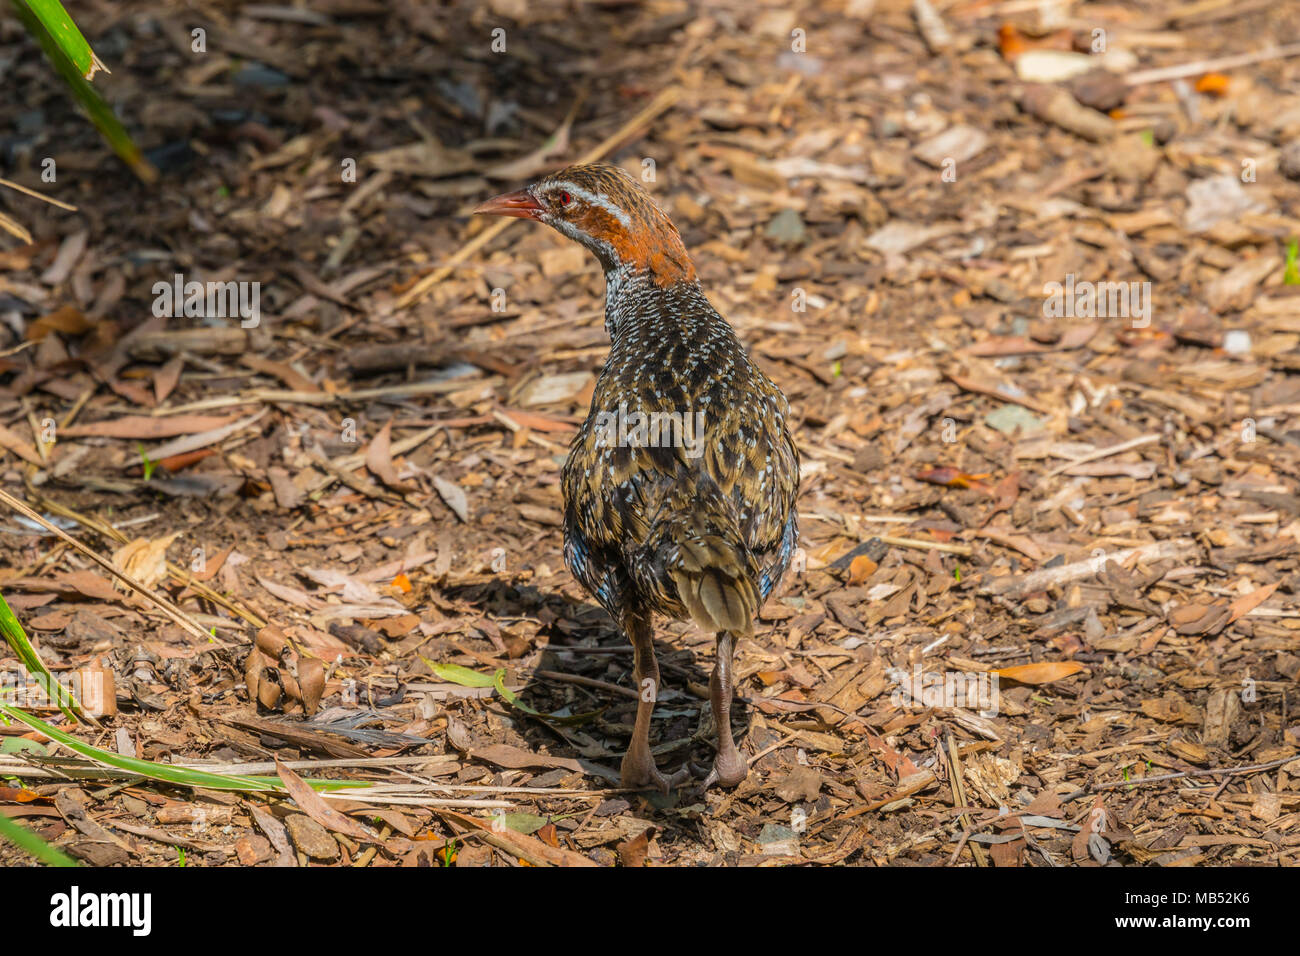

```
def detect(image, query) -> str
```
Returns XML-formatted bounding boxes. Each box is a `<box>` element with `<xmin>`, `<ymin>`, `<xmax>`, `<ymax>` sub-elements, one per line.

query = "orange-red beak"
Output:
<box><xmin>473</xmin><ymin>189</ymin><xmax>544</xmax><ymax>220</ymax></box>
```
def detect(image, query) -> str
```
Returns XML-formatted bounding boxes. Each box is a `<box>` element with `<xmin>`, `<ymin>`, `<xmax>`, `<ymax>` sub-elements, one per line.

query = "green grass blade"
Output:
<box><xmin>0</xmin><ymin>591</ymin><xmax>84</xmax><ymax>723</ymax></box>
<box><xmin>425</xmin><ymin>657</ymin><xmax>603</xmax><ymax>724</ymax></box>
<box><xmin>0</xmin><ymin>810</ymin><xmax>79</xmax><ymax>866</ymax></box>
<box><xmin>0</xmin><ymin>706</ymin><xmax>367</xmax><ymax>793</ymax></box>
<box><xmin>423</xmin><ymin>658</ymin><xmax>497</xmax><ymax>688</ymax></box>
<box><xmin>492</xmin><ymin>669</ymin><xmax>605</xmax><ymax>725</ymax></box>
<box><xmin>18</xmin><ymin>0</ymin><xmax>105</xmax><ymax>79</ymax></box>
<box><xmin>10</xmin><ymin>0</ymin><xmax>157</xmax><ymax>182</ymax></box>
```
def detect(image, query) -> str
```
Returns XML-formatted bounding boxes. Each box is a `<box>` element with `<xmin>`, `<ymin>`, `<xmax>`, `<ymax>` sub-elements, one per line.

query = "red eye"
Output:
<box><xmin>559</xmin><ymin>191</ymin><xmax>572</xmax><ymax>206</ymax></box>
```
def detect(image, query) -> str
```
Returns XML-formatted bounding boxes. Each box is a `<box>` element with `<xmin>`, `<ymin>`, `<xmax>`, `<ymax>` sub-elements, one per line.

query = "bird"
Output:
<box><xmin>474</xmin><ymin>163</ymin><xmax>799</xmax><ymax>792</ymax></box>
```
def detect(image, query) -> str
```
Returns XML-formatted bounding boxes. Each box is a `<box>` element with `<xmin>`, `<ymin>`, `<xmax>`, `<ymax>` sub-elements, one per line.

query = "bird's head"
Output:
<box><xmin>473</xmin><ymin>162</ymin><xmax>696</xmax><ymax>287</ymax></box>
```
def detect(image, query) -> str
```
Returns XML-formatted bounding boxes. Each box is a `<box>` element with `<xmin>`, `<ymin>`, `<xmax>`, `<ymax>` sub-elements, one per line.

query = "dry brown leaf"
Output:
<box><xmin>153</xmin><ymin>356</ymin><xmax>184</xmax><ymax>405</ymax></box>
<box><xmin>60</xmin><ymin>414</ymin><xmax>241</xmax><ymax>439</ymax></box>
<box><xmin>473</xmin><ymin>743</ymin><xmax>582</xmax><ymax>773</ymax></box>
<box><xmin>27</xmin><ymin>305</ymin><xmax>93</xmax><ymax>341</ymax></box>
<box><xmin>111</xmin><ymin>532</ymin><xmax>182</xmax><ymax>590</ymax></box>
<box><xmin>364</xmin><ymin>420</ymin><xmax>415</xmax><ymax>493</ymax></box>
<box><xmin>992</xmin><ymin>661</ymin><xmax>1085</xmax><ymax>685</ymax></box>
<box><xmin>0</xmin><ymin>424</ymin><xmax>42</xmax><ymax>466</ymax></box>
<box><xmin>848</xmin><ymin>555</ymin><xmax>878</xmax><ymax>584</ymax></box>
<box><xmin>274</xmin><ymin>759</ymin><xmax>376</xmax><ymax>842</ymax></box>
<box><xmin>616</xmin><ymin>826</ymin><xmax>655</xmax><ymax>867</ymax></box>
<box><xmin>1226</xmin><ymin>582</ymin><xmax>1279</xmax><ymax>624</ymax></box>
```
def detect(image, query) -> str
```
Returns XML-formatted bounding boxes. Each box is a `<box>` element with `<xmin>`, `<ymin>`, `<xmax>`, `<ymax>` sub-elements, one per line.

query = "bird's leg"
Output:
<box><xmin>620</xmin><ymin>614</ymin><xmax>690</xmax><ymax>794</ymax></box>
<box><xmin>703</xmin><ymin>629</ymin><xmax>748</xmax><ymax>789</ymax></box>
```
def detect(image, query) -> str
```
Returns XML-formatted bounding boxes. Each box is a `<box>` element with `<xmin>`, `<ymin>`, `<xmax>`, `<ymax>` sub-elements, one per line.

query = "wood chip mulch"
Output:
<box><xmin>1</xmin><ymin>0</ymin><xmax>1299</xmax><ymax>866</ymax></box>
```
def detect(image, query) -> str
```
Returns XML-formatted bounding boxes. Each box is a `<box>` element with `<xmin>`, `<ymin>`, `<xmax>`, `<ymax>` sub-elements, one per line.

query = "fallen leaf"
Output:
<box><xmin>1226</xmin><ymin>581</ymin><xmax>1279</xmax><ymax>624</ymax></box>
<box><xmin>993</xmin><ymin>661</ymin><xmax>1085</xmax><ymax>685</ymax></box>
<box><xmin>111</xmin><ymin>533</ymin><xmax>182</xmax><ymax>590</ymax></box>
<box><xmin>431</xmin><ymin>475</ymin><xmax>469</xmax><ymax>522</ymax></box>
<box><xmin>27</xmin><ymin>305</ymin><xmax>92</xmax><ymax>341</ymax></box>
<box><xmin>274</xmin><ymin>759</ymin><xmax>376</xmax><ymax>842</ymax></box>
<box><xmin>1194</xmin><ymin>72</ymin><xmax>1230</xmax><ymax>96</ymax></box>
<box><xmin>153</xmin><ymin>356</ymin><xmax>184</xmax><ymax>405</ymax></box>
<box><xmin>848</xmin><ymin>555</ymin><xmax>878</xmax><ymax>584</ymax></box>
<box><xmin>365</xmin><ymin>420</ymin><xmax>415</xmax><ymax>493</ymax></box>
<box><xmin>0</xmin><ymin>425</ymin><xmax>42</xmax><ymax>466</ymax></box>
<box><xmin>617</xmin><ymin>826</ymin><xmax>655</xmax><ymax>867</ymax></box>
<box><xmin>60</xmin><ymin>414</ymin><xmax>241</xmax><ymax>439</ymax></box>
<box><xmin>915</xmin><ymin>466</ymin><xmax>992</xmax><ymax>491</ymax></box>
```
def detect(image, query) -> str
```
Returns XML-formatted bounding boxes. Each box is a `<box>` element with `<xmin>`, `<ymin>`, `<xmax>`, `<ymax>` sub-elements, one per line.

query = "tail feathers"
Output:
<box><xmin>668</xmin><ymin>534</ymin><xmax>758</xmax><ymax>635</ymax></box>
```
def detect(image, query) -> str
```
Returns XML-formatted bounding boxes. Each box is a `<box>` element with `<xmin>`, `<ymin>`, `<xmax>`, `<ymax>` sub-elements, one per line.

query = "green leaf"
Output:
<box><xmin>18</xmin><ymin>0</ymin><xmax>106</xmax><ymax>79</ymax></box>
<box><xmin>136</xmin><ymin>442</ymin><xmax>157</xmax><ymax>481</ymax></box>
<box><xmin>492</xmin><ymin>669</ymin><xmax>604</xmax><ymax>725</ymax></box>
<box><xmin>0</xmin><ymin>591</ymin><xmax>84</xmax><ymax>723</ymax></box>
<box><xmin>0</xmin><ymin>810</ymin><xmax>79</xmax><ymax>866</ymax></box>
<box><xmin>501</xmin><ymin>812</ymin><xmax>549</xmax><ymax>835</ymax></box>
<box><xmin>1</xmin><ymin>737</ymin><xmax>48</xmax><ymax>756</ymax></box>
<box><xmin>1284</xmin><ymin>238</ymin><xmax>1299</xmax><ymax>286</ymax></box>
<box><xmin>0</xmin><ymin>706</ymin><xmax>367</xmax><ymax>793</ymax></box>
<box><xmin>11</xmin><ymin>0</ymin><xmax>157</xmax><ymax>182</ymax></box>
<box><xmin>424</xmin><ymin>659</ymin><xmax>497</xmax><ymax>688</ymax></box>
<box><xmin>425</xmin><ymin>657</ymin><xmax>605</xmax><ymax>725</ymax></box>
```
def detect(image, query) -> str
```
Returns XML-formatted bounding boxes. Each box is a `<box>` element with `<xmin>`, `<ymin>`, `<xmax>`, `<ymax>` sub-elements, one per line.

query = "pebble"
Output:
<box><xmin>1223</xmin><ymin>330</ymin><xmax>1252</xmax><ymax>355</ymax></box>
<box><xmin>765</xmin><ymin>208</ymin><xmax>806</xmax><ymax>245</ymax></box>
<box><xmin>285</xmin><ymin>814</ymin><xmax>339</xmax><ymax>860</ymax></box>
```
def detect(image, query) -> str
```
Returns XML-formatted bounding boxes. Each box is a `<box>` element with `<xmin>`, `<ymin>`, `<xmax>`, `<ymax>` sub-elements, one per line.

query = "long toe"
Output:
<box><xmin>703</xmin><ymin>750</ymin><xmax>749</xmax><ymax>791</ymax></box>
<box><xmin>622</xmin><ymin>752</ymin><xmax>691</xmax><ymax>794</ymax></box>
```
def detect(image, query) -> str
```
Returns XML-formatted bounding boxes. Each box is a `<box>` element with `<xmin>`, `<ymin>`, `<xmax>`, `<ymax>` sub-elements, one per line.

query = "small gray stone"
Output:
<box><xmin>985</xmin><ymin>403</ymin><xmax>1047</xmax><ymax>436</ymax></box>
<box><xmin>757</xmin><ymin>823</ymin><xmax>800</xmax><ymax>856</ymax></box>
<box><xmin>913</xmin><ymin>124</ymin><xmax>990</xmax><ymax>168</ymax></box>
<box><xmin>765</xmin><ymin>208</ymin><xmax>806</xmax><ymax>245</ymax></box>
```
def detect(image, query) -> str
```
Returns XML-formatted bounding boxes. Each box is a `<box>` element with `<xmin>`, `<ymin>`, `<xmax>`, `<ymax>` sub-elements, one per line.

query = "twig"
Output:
<box><xmin>1045</xmin><ymin>434</ymin><xmax>1160</xmax><ymax>478</ymax></box>
<box><xmin>149</xmin><ymin>379</ymin><xmax>503</xmax><ymax>414</ymax></box>
<box><xmin>945</xmin><ymin>730</ymin><xmax>988</xmax><ymax>866</ymax></box>
<box><xmin>319</xmin><ymin>792</ymin><xmax>511</xmax><ymax>809</ymax></box>
<box><xmin>807</xmin><ymin>769</ymin><xmax>940</xmax><ymax>836</ymax></box>
<box><xmin>876</xmin><ymin>534</ymin><xmax>973</xmax><ymax>556</ymax></box>
<box><xmin>532</xmin><ymin>668</ymin><xmax>638</xmax><ymax>700</ymax></box>
<box><xmin>977</xmin><ymin>538</ymin><xmax>1199</xmax><ymax>597</ymax></box>
<box><xmin>30</xmin><ymin>489</ymin><xmax>266</xmax><ymax>629</ymax></box>
<box><xmin>0</xmin><ymin>487</ymin><xmax>215</xmax><ymax>644</ymax></box>
<box><xmin>1125</xmin><ymin>43</ymin><xmax>1300</xmax><ymax>86</ymax></box>
<box><xmin>0</xmin><ymin>177</ymin><xmax>77</xmax><ymax>211</ymax></box>
<box><xmin>1064</xmin><ymin>754</ymin><xmax>1299</xmax><ymax>799</ymax></box>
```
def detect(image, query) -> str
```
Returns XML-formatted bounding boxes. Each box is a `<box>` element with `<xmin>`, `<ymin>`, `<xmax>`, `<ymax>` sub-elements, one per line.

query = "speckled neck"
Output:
<box><xmin>602</xmin><ymin>267</ymin><xmax>718</xmax><ymax>343</ymax></box>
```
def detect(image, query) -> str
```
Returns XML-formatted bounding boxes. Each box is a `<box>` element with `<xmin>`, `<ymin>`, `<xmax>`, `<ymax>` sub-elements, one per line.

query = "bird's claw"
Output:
<box><xmin>621</xmin><ymin>753</ymin><xmax>691</xmax><ymax>795</ymax></box>
<box><xmin>702</xmin><ymin>750</ymin><xmax>749</xmax><ymax>791</ymax></box>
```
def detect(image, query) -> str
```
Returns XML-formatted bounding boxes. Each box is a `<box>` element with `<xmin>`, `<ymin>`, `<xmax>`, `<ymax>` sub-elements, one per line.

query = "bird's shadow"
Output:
<box><xmin>437</xmin><ymin>576</ymin><xmax>751</xmax><ymax>807</ymax></box>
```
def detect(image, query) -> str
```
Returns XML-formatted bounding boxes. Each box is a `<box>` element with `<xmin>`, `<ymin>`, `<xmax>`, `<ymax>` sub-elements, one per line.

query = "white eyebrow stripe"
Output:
<box><xmin>548</xmin><ymin>180</ymin><xmax>631</xmax><ymax>228</ymax></box>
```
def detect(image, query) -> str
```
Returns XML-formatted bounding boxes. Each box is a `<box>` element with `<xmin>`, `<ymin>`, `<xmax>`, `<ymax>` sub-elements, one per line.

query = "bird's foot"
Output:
<box><xmin>702</xmin><ymin>748</ymin><xmax>749</xmax><ymax>790</ymax></box>
<box><xmin>621</xmin><ymin>751</ymin><xmax>691</xmax><ymax>795</ymax></box>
